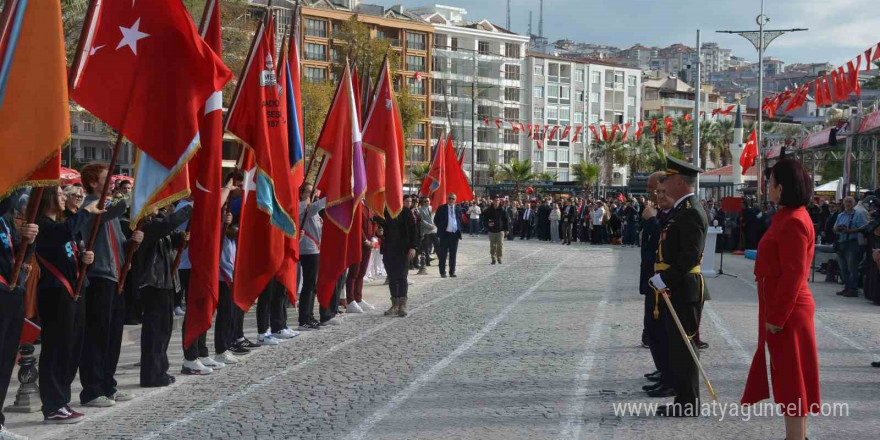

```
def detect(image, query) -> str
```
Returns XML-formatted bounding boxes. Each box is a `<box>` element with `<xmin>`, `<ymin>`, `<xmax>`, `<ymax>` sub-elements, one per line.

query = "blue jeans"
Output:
<box><xmin>837</xmin><ymin>240</ymin><xmax>861</xmax><ymax>290</ymax></box>
<box><xmin>469</xmin><ymin>220</ymin><xmax>480</xmax><ymax>235</ymax></box>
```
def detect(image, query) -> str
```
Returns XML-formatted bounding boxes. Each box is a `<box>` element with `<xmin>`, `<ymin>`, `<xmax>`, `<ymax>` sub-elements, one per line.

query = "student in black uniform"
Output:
<box><xmin>649</xmin><ymin>156</ymin><xmax>709</xmax><ymax>417</ymax></box>
<box><xmin>0</xmin><ymin>194</ymin><xmax>38</xmax><ymax>438</ymax></box>
<box><xmin>136</xmin><ymin>204</ymin><xmax>191</xmax><ymax>387</ymax></box>
<box><xmin>33</xmin><ymin>186</ymin><xmax>103</xmax><ymax>424</ymax></box>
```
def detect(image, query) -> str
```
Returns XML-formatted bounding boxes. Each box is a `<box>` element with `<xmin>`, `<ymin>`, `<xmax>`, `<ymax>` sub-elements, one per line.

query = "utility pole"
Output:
<box><xmin>694</xmin><ymin>30</ymin><xmax>701</xmax><ymax>194</ymax></box>
<box><xmin>717</xmin><ymin>0</ymin><xmax>806</xmax><ymax>201</ymax></box>
<box><xmin>471</xmin><ymin>49</ymin><xmax>477</xmax><ymax>186</ymax></box>
<box><xmin>528</xmin><ymin>11</ymin><xmax>532</xmax><ymax>37</ymax></box>
<box><xmin>539</xmin><ymin>0</ymin><xmax>544</xmax><ymax>38</ymax></box>
<box><xmin>506</xmin><ymin>0</ymin><xmax>511</xmax><ymax>31</ymax></box>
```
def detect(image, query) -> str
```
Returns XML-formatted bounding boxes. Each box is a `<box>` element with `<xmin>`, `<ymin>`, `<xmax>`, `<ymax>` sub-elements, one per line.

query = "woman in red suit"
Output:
<box><xmin>742</xmin><ymin>159</ymin><xmax>820</xmax><ymax>440</ymax></box>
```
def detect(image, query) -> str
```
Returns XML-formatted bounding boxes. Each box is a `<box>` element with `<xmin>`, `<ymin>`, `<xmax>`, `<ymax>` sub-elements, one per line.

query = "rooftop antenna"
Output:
<box><xmin>506</xmin><ymin>0</ymin><xmax>511</xmax><ymax>30</ymax></box>
<box><xmin>528</xmin><ymin>11</ymin><xmax>532</xmax><ymax>36</ymax></box>
<box><xmin>539</xmin><ymin>0</ymin><xmax>544</xmax><ymax>37</ymax></box>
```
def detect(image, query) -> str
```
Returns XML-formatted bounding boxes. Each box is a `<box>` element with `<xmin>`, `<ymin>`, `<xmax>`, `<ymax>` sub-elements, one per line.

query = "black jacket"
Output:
<box><xmin>561</xmin><ymin>205</ymin><xmax>577</xmax><ymax>223</ymax></box>
<box><xmin>376</xmin><ymin>208</ymin><xmax>419</xmax><ymax>255</ymax></box>
<box><xmin>35</xmin><ymin>211</ymin><xmax>93</xmax><ymax>292</ymax></box>
<box><xmin>639</xmin><ymin>213</ymin><xmax>662</xmax><ymax>295</ymax></box>
<box><xmin>434</xmin><ymin>204</ymin><xmax>463</xmax><ymax>239</ymax></box>
<box><xmin>482</xmin><ymin>205</ymin><xmax>509</xmax><ymax>233</ymax></box>
<box><xmin>136</xmin><ymin>205</ymin><xmax>192</xmax><ymax>291</ymax></box>
<box><xmin>0</xmin><ymin>196</ymin><xmax>32</xmax><ymax>292</ymax></box>
<box><xmin>655</xmin><ymin>195</ymin><xmax>708</xmax><ymax>304</ymax></box>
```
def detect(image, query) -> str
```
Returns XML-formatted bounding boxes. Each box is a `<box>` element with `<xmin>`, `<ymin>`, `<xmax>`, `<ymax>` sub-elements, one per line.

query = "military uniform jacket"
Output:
<box><xmin>655</xmin><ymin>194</ymin><xmax>709</xmax><ymax>304</ymax></box>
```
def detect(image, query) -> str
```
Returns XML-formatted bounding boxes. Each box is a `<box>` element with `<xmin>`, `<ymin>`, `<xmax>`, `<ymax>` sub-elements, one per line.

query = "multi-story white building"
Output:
<box><xmin>413</xmin><ymin>5</ymin><xmax>529</xmax><ymax>186</ymax></box>
<box><xmin>66</xmin><ymin>104</ymin><xmax>136</xmax><ymax>175</ymax></box>
<box><xmin>524</xmin><ymin>52</ymin><xmax>641</xmax><ymax>184</ymax></box>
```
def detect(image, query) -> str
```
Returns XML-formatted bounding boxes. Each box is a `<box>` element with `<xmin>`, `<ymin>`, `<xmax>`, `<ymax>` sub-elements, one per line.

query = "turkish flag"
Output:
<box><xmin>560</xmin><ymin>126</ymin><xmax>571</xmax><ymax>140</ymax></box>
<box><xmin>70</xmin><ymin>0</ymin><xmax>231</xmax><ymax>224</ymax></box>
<box><xmin>600</xmin><ymin>125</ymin><xmax>609</xmax><ymax>141</ymax></box>
<box><xmin>740</xmin><ymin>130</ymin><xmax>758</xmax><ymax>174</ymax></box>
<box><xmin>588</xmin><ymin>125</ymin><xmax>600</xmax><ymax>143</ymax></box>
<box><xmin>548</xmin><ymin>125</ymin><xmax>559</xmax><ymax>141</ymax></box>
<box><xmin>572</xmin><ymin>126</ymin><xmax>583</xmax><ymax>143</ymax></box>
<box><xmin>634</xmin><ymin>122</ymin><xmax>645</xmax><ymax>141</ymax></box>
<box><xmin>363</xmin><ymin>57</ymin><xmax>405</xmax><ymax>219</ymax></box>
<box><xmin>183</xmin><ymin>0</ymin><xmax>224</xmax><ymax>348</ymax></box>
<box><xmin>664</xmin><ymin>117</ymin><xmax>673</xmax><ymax>134</ymax></box>
<box><xmin>443</xmin><ymin>136</ymin><xmax>473</xmax><ymax>202</ymax></box>
<box><xmin>651</xmin><ymin>119</ymin><xmax>658</xmax><ymax>134</ymax></box>
<box><xmin>421</xmin><ymin>133</ymin><xmax>446</xmax><ymax>209</ymax></box>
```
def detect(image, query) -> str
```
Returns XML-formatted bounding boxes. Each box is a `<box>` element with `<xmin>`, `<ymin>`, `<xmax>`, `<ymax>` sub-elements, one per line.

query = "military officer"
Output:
<box><xmin>649</xmin><ymin>156</ymin><xmax>708</xmax><ymax>417</ymax></box>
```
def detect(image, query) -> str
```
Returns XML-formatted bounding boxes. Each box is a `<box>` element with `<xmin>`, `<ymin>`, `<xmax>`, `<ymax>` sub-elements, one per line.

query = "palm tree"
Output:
<box><xmin>410</xmin><ymin>163</ymin><xmax>431</xmax><ymax>185</ymax></box>
<box><xmin>487</xmin><ymin>159</ymin><xmax>501</xmax><ymax>183</ymax></box>
<box><xmin>713</xmin><ymin>119</ymin><xmax>734</xmax><ymax>166</ymax></box>
<box><xmin>535</xmin><ymin>171</ymin><xmax>558</xmax><ymax>182</ymax></box>
<box><xmin>572</xmin><ymin>160</ymin><xmax>600</xmax><ymax>196</ymax></box>
<box><xmin>624</xmin><ymin>136</ymin><xmax>663</xmax><ymax>174</ymax></box>
<box><xmin>698</xmin><ymin>120</ymin><xmax>721</xmax><ymax>168</ymax></box>
<box><xmin>499</xmin><ymin>158</ymin><xmax>536</xmax><ymax>196</ymax></box>
<box><xmin>594</xmin><ymin>134</ymin><xmax>628</xmax><ymax>185</ymax></box>
<box><xmin>671</xmin><ymin>116</ymin><xmax>694</xmax><ymax>154</ymax></box>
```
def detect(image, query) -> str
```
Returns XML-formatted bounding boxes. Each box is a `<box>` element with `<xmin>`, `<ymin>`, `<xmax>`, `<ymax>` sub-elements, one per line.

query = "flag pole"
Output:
<box><xmin>116</xmin><ymin>219</ymin><xmax>143</xmax><ymax>293</ymax></box>
<box><xmin>0</xmin><ymin>0</ymin><xmax>22</xmax><ymax>61</ymax></box>
<box><xmin>7</xmin><ymin>187</ymin><xmax>43</xmax><ymax>289</ymax></box>
<box><xmin>73</xmin><ymin>132</ymin><xmax>124</xmax><ymax>300</ymax></box>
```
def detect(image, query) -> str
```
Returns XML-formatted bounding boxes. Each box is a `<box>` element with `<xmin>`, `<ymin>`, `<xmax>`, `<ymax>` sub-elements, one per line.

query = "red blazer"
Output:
<box><xmin>741</xmin><ymin>206</ymin><xmax>821</xmax><ymax>416</ymax></box>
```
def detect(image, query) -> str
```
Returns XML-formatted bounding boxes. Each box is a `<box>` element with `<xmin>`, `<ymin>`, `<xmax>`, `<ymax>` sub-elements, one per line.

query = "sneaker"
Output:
<box><xmin>0</xmin><ymin>425</ymin><xmax>28</xmax><ymax>440</ymax></box>
<box><xmin>298</xmin><ymin>321</ymin><xmax>321</xmax><ymax>331</ymax></box>
<box><xmin>181</xmin><ymin>359</ymin><xmax>213</xmax><ymax>375</ymax></box>
<box><xmin>273</xmin><ymin>328</ymin><xmax>300</xmax><ymax>339</ymax></box>
<box><xmin>44</xmin><ymin>406</ymin><xmax>84</xmax><ymax>424</ymax></box>
<box><xmin>173</xmin><ymin>306</ymin><xmax>185</xmax><ymax>317</ymax></box>
<box><xmin>257</xmin><ymin>334</ymin><xmax>281</xmax><ymax>345</ymax></box>
<box><xmin>110</xmin><ymin>391</ymin><xmax>134</xmax><ymax>402</ymax></box>
<box><xmin>346</xmin><ymin>301</ymin><xmax>364</xmax><ymax>314</ymax></box>
<box><xmin>82</xmin><ymin>396</ymin><xmax>115</xmax><ymax>408</ymax></box>
<box><xmin>319</xmin><ymin>318</ymin><xmax>341</xmax><ymax>326</ymax></box>
<box><xmin>215</xmin><ymin>351</ymin><xmax>239</xmax><ymax>365</ymax></box>
<box><xmin>199</xmin><ymin>356</ymin><xmax>226</xmax><ymax>370</ymax></box>
<box><xmin>230</xmin><ymin>344</ymin><xmax>250</xmax><ymax>355</ymax></box>
<box><xmin>237</xmin><ymin>337</ymin><xmax>262</xmax><ymax>349</ymax></box>
<box><xmin>358</xmin><ymin>300</ymin><xmax>375</xmax><ymax>311</ymax></box>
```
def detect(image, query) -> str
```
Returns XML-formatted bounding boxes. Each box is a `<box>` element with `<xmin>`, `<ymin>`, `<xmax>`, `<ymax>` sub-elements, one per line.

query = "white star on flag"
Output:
<box><xmin>116</xmin><ymin>18</ymin><xmax>149</xmax><ymax>55</ymax></box>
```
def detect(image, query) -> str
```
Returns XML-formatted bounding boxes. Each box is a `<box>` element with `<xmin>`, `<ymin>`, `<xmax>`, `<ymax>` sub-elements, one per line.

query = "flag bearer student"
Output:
<box><xmin>137</xmin><ymin>203</ymin><xmax>192</xmax><ymax>387</ymax></box>
<box><xmin>0</xmin><ymin>193</ymin><xmax>38</xmax><ymax>437</ymax></box>
<box><xmin>79</xmin><ymin>163</ymin><xmax>143</xmax><ymax>407</ymax></box>
<box><xmin>181</xmin><ymin>209</ymin><xmax>242</xmax><ymax>375</ymax></box>
<box><xmin>224</xmin><ymin>222</ymin><xmax>257</xmax><ymax>355</ymax></box>
<box><xmin>345</xmin><ymin>202</ymin><xmax>377</xmax><ymax>313</ymax></box>
<box><xmin>297</xmin><ymin>183</ymin><xmax>325</xmax><ymax>331</ymax></box>
<box><xmin>34</xmin><ymin>187</ymin><xmax>104</xmax><ymax>423</ymax></box>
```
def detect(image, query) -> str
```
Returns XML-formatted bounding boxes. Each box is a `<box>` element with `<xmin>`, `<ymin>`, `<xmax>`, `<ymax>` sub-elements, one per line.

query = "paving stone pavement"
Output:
<box><xmin>4</xmin><ymin>238</ymin><xmax>880</xmax><ymax>439</ymax></box>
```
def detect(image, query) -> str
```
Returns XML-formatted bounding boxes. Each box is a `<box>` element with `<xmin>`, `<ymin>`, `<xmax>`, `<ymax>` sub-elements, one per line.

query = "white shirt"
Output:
<box><xmin>447</xmin><ymin>205</ymin><xmax>458</xmax><ymax>233</ymax></box>
<box><xmin>590</xmin><ymin>207</ymin><xmax>605</xmax><ymax>226</ymax></box>
<box><xmin>523</xmin><ymin>208</ymin><xmax>532</xmax><ymax>221</ymax></box>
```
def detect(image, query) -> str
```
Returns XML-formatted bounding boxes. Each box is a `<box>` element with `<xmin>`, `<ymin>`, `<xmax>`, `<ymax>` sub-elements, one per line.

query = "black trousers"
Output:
<box><xmin>319</xmin><ymin>271</ymin><xmax>345</xmax><ymax>322</ymax></box>
<box><xmin>175</xmin><ymin>269</ymin><xmax>190</xmax><ymax>308</ymax></box>
<box><xmin>643</xmin><ymin>292</ymin><xmax>672</xmax><ymax>387</ymax></box>
<box><xmin>519</xmin><ymin>220</ymin><xmax>532</xmax><ymax>239</ymax></box>
<box><xmin>298</xmin><ymin>254</ymin><xmax>319</xmax><ymax>326</ymax></box>
<box><xmin>123</xmin><ymin>268</ymin><xmax>141</xmax><ymax>324</ymax></box>
<box><xmin>257</xmin><ymin>279</ymin><xmax>287</xmax><ymax>334</ymax></box>
<box><xmin>232</xmin><ymin>299</ymin><xmax>245</xmax><ymax>341</ymax></box>
<box><xmin>562</xmin><ymin>221</ymin><xmax>573</xmax><ymax>244</ymax></box>
<box><xmin>182</xmin><ymin>331</ymin><xmax>208</xmax><ymax>361</ymax></box>
<box><xmin>419</xmin><ymin>233</ymin><xmax>438</xmax><ymax>269</ymax></box>
<box><xmin>140</xmin><ymin>286</ymin><xmax>173</xmax><ymax>386</ymax></box>
<box><xmin>666</xmin><ymin>298</ymin><xmax>703</xmax><ymax>411</ymax></box>
<box><xmin>383</xmin><ymin>252</ymin><xmax>409</xmax><ymax>298</ymax></box>
<box><xmin>436</xmin><ymin>233</ymin><xmax>459</xmax><ymax>275</ymax></box>
<box><xmin>215</xmin><ymin>281</ymin><xmax>234</xmax><ymax>354</ymax></box>
<box><xmin>0</xmin><ymin>290</ymin><xmax>23</xmax><ymax>426</ymax></box>
<box><xmin>38</xmin><ymin>286</ymin><xmax>85</xmax><ymax>415</ymax></box>
<box><xmin>80</xmin><ymin>277</ymin><xmax>125</xmax><ymax>403</ymax></box>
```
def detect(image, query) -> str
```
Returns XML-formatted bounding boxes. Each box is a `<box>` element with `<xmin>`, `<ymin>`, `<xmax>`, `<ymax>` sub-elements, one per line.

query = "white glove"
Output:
<box><xmin>649</xmin><ymin>274</ymin><xmax>667</xmax><ymax>291</ymax></box>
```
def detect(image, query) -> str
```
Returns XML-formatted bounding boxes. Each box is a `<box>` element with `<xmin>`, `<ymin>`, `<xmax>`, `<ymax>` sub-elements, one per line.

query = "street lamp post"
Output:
<box><xmin>717</xmin><ymin>0</ymin><xmax>806</xmax><ymax>200</ymax></box>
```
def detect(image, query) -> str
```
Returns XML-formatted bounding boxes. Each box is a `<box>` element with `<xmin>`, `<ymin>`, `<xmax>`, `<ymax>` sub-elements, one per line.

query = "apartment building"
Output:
<box><xmin>642</xmin><ymin>72</ymin><xmax>726</xmax><ymax>120</ymax></box>
<box><xmin>524</xmin><ymin>52</ymin><xmax>641</xmax><ymax>183</ymax></box>
<box><xmin>412</xmin><ymin>4</ymin><xmax>529</xmax><ymax>186</ymax></box>
<box><xmin>66</xmin><ymin>104</ymin><xmax>136</xmax><ymax>175</ymax></box>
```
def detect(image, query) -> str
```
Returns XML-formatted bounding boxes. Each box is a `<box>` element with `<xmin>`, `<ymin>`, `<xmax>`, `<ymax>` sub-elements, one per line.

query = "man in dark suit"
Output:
<box><xmin>433</xmin><ymin>193</ymin><xmax>462</xmax><ymax>278</ymax></box>
<box><xmin>519</xmin><ymin>202</ymin><xmax>535</xmax><ymax>240</ymax></box>
<box><xmin>561</xmin><ymin>199</ymin><xmax>577</xmax><ymax>245</ymax></box>
<box><xmin>649</xmin><ymin>157</ymin><xmax>708</xmax><ymax>417</ymax></box>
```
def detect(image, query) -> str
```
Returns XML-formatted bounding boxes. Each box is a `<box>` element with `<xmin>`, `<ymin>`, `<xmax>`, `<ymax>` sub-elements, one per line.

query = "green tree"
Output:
<box><xmin>410</xmin><ymin>162</ymin><xmax>431</xmax><ymax>185</ymax></box>
<box><xmin>864</xmin><ymin>61</ymin><xmax>880</xmax><ymax>88</ymax></box>
<box><xmin>301</xmin><ymin>80</ymin><xmax>335</xmax><ymax>150</ymax></box>
<box><xmin>594</xmin><ymin>134</ymin><xmax>628</xmax><ymax>185</ymax></box>
<box><xmin>571</xmin><ymin>160</ymin><xmax>600</xmax><ymax>195</ymax></box>
<box><xmin>535</xmin><ymin>171</ymin><xmax>558</xmax><ymax>182</ymax></box>
<box><xmin>499</xmin><ymin>158</ymin><xmax>536</xmax><ymax>196</ymax></box>
<box><xmin>625</xmin><ymin>136</ymin><xmax>663</xmax><ymax>174</ymax></box>
<box><xmin>486</xmin><ymin>160</ymin><xmax>501</xmax><ymax>183</ymax></box>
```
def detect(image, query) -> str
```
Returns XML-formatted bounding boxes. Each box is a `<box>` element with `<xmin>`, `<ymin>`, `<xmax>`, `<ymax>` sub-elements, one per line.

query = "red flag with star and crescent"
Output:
<box><xmin>69</xmin><ymin>0</ymin><xmax>231</xmax><ymax>226</ymax></box>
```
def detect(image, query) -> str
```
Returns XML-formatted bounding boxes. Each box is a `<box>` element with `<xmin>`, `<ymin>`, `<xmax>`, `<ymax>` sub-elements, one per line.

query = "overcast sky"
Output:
<box><xmin>371</xmin><ymin>0</ymin><xmax>877</xmax><ymax>66</ymax></box>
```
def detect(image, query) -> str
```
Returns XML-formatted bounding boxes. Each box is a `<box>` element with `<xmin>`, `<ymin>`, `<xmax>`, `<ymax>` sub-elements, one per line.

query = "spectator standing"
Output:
<box><xmin>482</xmin><ymin>197</ymin><xmax>509</xmax><ymax>264</ymax></box>
<box><xmin>549</xmin><ymin>203</ymin><xmax>561</xmax><ymax>243</ymax></box>
<box><xmin>466</xmin><ymin>202</ymin><xmax>481</xmax><ymax>237</ymax></box>
<box><xmin>834</xmin><ymin>196</ymin><xmax>867</xmax><ymax>297</ymax></box>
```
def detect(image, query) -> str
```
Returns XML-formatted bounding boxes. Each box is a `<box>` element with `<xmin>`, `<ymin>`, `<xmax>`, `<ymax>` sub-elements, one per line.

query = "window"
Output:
<box><xmin>476</xmin><ymin>149</ymin><xmax>489</xmax><ymax>164</ymax></box>
<box><xmin>574</xmin><ymin>111</ymin><xmax>584</xmax><ymax>124</ymax></box>
<box><xmin>628</xmin><ymin>116</ymin><xmax>636</xmax><ymax>124</ymax></box>
<box><xmin>548</xmin><ymin>63</ymin><xmax>559</xmax><ymax>82</ymax></box>
<box><xmin>575</xmin><ymin>90</ymin><xmax>584</xmax><ymax>101</ymax></box>
<box><xmin>504</xmin><ymin>150</ymin><xmax>518</xmax><ymax>164</ymax></box>
<box><xmin>406</xmin><ymin>55</ymin><xmax>425</xmax><ymax>72</ymax></box>
<box><xmin>101</xmin><ymin>148</ymin><xmax>112</xmax><ymax>161</ymax></box>
<box><xmin>432</xmin><ymin>55</ymin><xmax>444</xmax><ymax>72</ymax></box>
<box><xmin>504</xmin><ymin>64</ymin><xmax>520</xmax><ymax>80</ymax></box>
<box><xmin>546</xmin><ymin>150</ymin><xmax>557</xmax><ymax>162</ymax></box>
<box><xmin>83</xmin><ymin>119</ymin><xmax>94</xmax><ymax>132</ymax></box>
<box><xmin>450</xmin><ymin>37</ymin><xmax>459</xmax><ymax>51</ymax></box>
<box><xmin>614</xmin><ymin>71</ymin><xmax>625</xmax><ymax>84</ymax></box>
<box><xmin>505</xmin><ymin>43</ymin><xmax>520</xmax><ymax>58</ymax></box>
<box><xmin>407</xmin><ymin>77</ymin><xmax>425</xmax><ymax>95</ymax></box>
<box><xmin>574</xmin><ymin>153</ymin><xmax>583</xmax><ymax>163</ymax></box>
<box><xmin>84</xmin><ymin>146</ymin><xmax>96</xmax><ymax>160</ymax></box>
<box><xmin>305</xmin><ymin>18</ymin><xmax>327</xmax><ymax>38</ymax></box>
<box><xmin>304</xmin><ymin>43</ymin><xmax>326</xmax><ymax>61</ymax></box>
<box><xmin>558</xmin><ymin>149</ymin><xmax>569</xmax><ymax>164</ymax></box>
<box><xmin>533</xmin><ymin>150</ymin><xmax>543</xmax><ymax>162</ymax></box>
<box><xmin>560</xmin><ymin>65</ymin><xmax>571</xmax><ymax>80</ymax></box>
<box><xmin>504</xmin><ymin>87</ymin><xmax>519</xmax><ymax>101</ymax></box>
<box><xmin>558</xmin><ymin>171</ymin><xmax>569</xmax><ymax>181</ymax></box>
<box><xmin>533</xmin><ymin>108</ymin><xmax>544</xmax><ymax>120</ymax></box>
<box><xmin>478</xmin><ymin>41</ymin><xmax>491</xmax><ymax>55</ymax></box>
<box><xmin>503</xmin><ymin>107</ymin><xmax>519</xmax><ymax>120</ymax></box>
<box><xmin>558</xmin><ymin>106</ymin><xmax>570</xmax><ymax>123</ymax></box>
<box><xmin>589</xmin><ymin>113</ymin><xmax>599</xmax><ymax>123</ymax></box>
<box><xmin>560</xmin><ymin>86</ymin><xmax>570</xmax><ymax>104</ymax></box>
<box><xmin>547</xmin><ymin>85</ymin><xmax>558</xmax><ymax>102</ymax></box>
<box><xmin>410</xmin><ymin>145</ymin><xmax>426</xmax><ymax>163</ymax></box>
<box><xmin>331</xmin><ymin>21</ymin><xmax>342</xmax><ymax>36</ymax></box>
<box><xmin>534</xmin><ymin>86</ymin><xmax>544</xmax><ymax>98</ymax></box>
<box><xmin>546</xmin><ymin>107</ymin><xmax>558</xmax><ymax>124</ymax></box>
<box><xmin>432</xmin><ymin>104</ymin><xmax>447</xmax><ymax>117</ymax></box>
<box><xmin>590</xmin><ymin>71</ymin><xmax>601</xmax><ymax>83</ymax></box>
<box><xmin>434</xmin><ymin>34</ymin><xmax>448</xmax><ymax>49</ymax></box>
<box><xmin>575</xmin><ymin>69</ymin><xmax>585</xmax><ymax>82</ymax></box>
<box><xmin>503</xmin><ymin>129</ymin><xmax>517</xmax><ymax>144</ymax></box>
<box><xmin>305</xmin><ymin>67</ymin><xmax>325</xmax><ymax>83</ymax></box>
<box><xmin>431</xmin><ymin>124</ymin><xmax>445</xmax><ymax>140</ymax></box>
<box><xmin>406</xmin><ymin>32</ymin><xmax>426</xmax><ymax>51</ymax></box>
<box><xmin>331</xmin><ymin>46</ymin><xmax>341</xmax><ymax>63</ymax></box>
<box><xmin>590</xmin><ymin>92</ymin><xmax>600</xmax><ymax>102</ymax></box>
<box><xmin>626</xmin><ymin>96</ymin><xmax>636</xmax><ymax>106</ymax></box>
<box><xmin>477</xmin><ymin>105</ymin><xmax>492</xmax><ymax>120</ymax></box>
<box><xmin>413</xmin><ymin>123</ymin><xmax>426</xmax><ymax>140</ymax></box>
<box><xmin>534</xmin><ymin>64</ymin><xmax>544</xmax><ymax>75</ymax></box>
<box><xmin>627</xmin><ymin>75</ymin><xmax>637</xmax><ymax>86</ymax></box>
